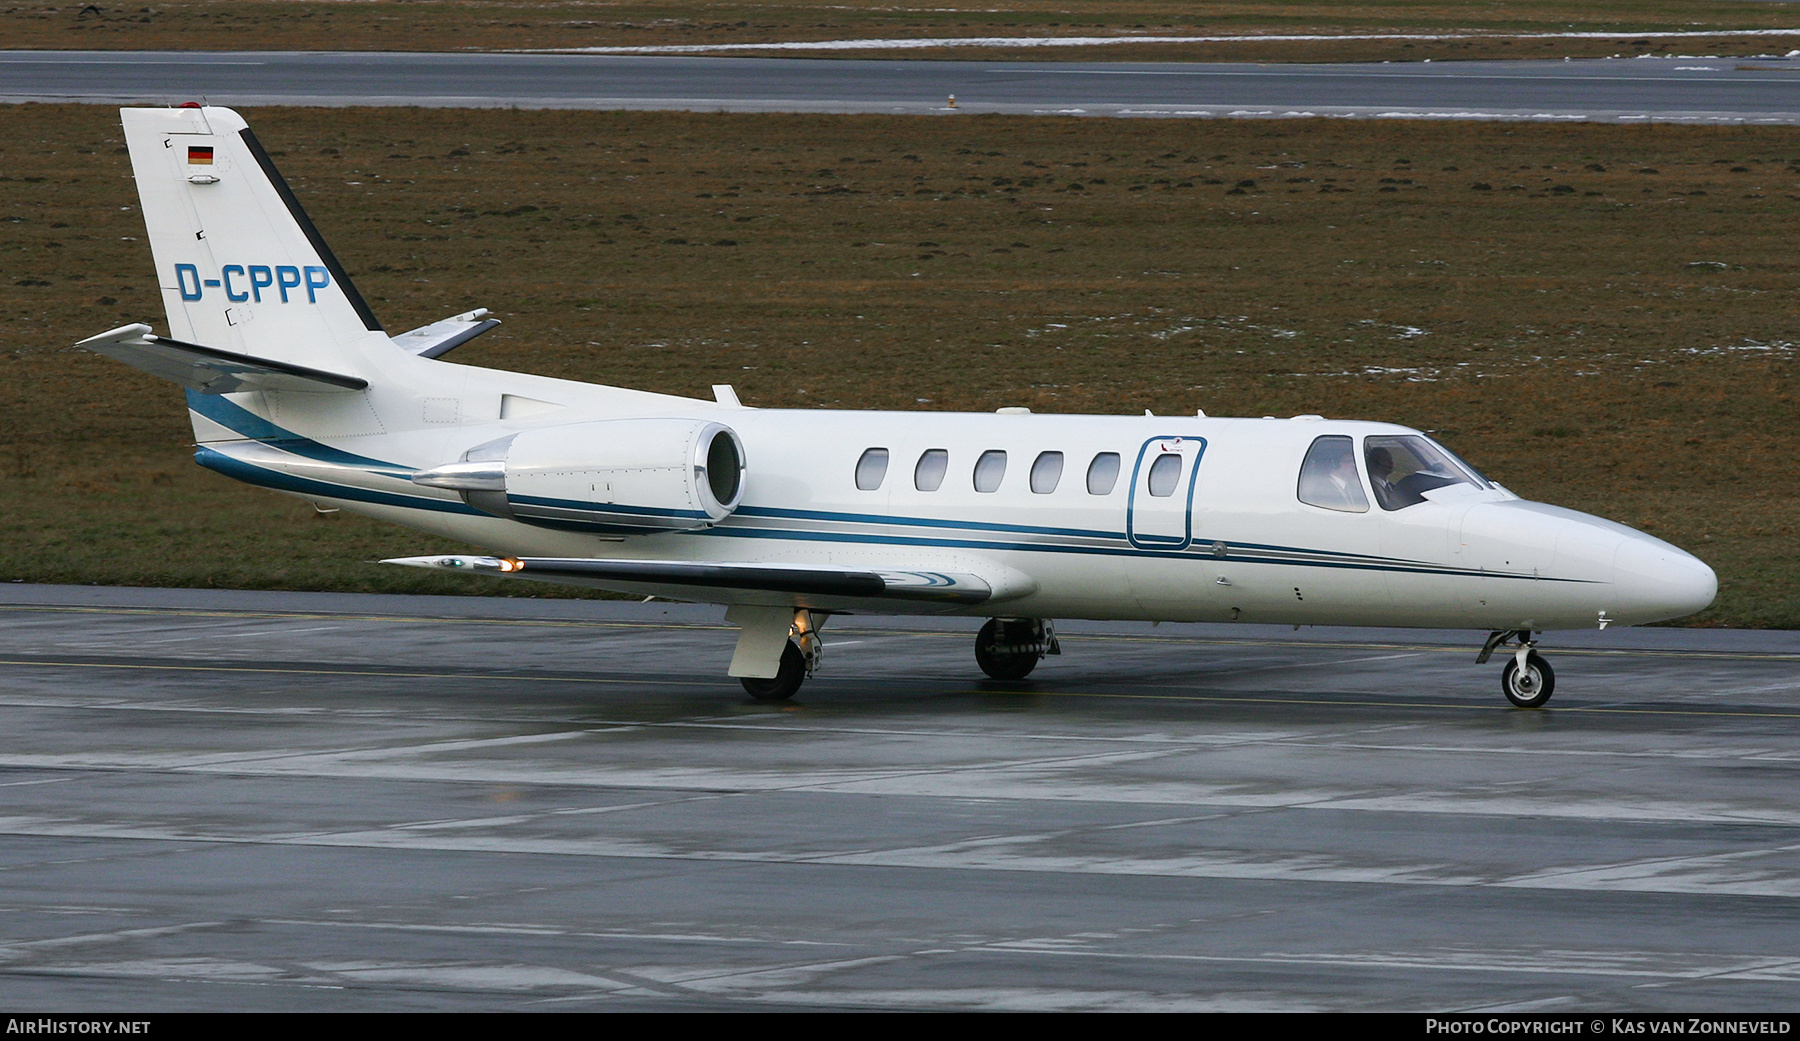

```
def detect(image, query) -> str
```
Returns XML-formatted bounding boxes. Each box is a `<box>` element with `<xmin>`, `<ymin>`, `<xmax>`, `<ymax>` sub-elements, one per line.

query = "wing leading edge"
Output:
<box><xmin>383</xmin><ymin>554</ymin><xmax>1033</xmax><ymax>611</ymax></box>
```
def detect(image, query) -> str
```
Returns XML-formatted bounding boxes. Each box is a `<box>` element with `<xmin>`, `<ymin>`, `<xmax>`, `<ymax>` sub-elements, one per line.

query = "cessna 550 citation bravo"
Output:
<box><xmin>78</xmin><ymin>105</ymin><xmax>1717</xmax><ymax>706</ymax></box>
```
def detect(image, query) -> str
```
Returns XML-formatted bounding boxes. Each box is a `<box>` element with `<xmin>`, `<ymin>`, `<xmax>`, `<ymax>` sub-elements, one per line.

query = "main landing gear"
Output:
<box><xmin>739</xmin><ymin>640</ymin><xmax>809</xmax><ymax>701</ymax></box>
<box><xmin>735</xmin><ymin>608</ymin><xmax>824</xmax><ymax>701</ymax></box>
<box><xmin>975</xmin><ymin>618</ymin><xmax>1060</xmax><ymax>681</ymax></box>
<box><xmin>1478</xmin><ymin>629</ymin><xmax>1556</xmax><ymax>708</ymax></box>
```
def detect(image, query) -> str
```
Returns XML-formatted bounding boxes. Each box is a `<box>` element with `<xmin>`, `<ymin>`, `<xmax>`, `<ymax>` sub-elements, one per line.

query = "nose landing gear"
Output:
<box><xmin>1479</xmin><ymin>629</ymin><xmax>1556</xmax><ymax>708</ymax></box>
<box><xmin>975</xmin><ymin>618</ymin><xmax>1060</xmax><ymax>680</ymax></box>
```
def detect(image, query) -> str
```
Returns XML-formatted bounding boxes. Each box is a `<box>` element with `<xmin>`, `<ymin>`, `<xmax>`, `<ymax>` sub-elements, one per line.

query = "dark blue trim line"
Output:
<box><xmin>1125</xmin><ymin>433</ymin><xmax>1207</xmax><ymax>551</ymax></box>
<box><xmin>510</xmin><ymin>493</ymin><xmax>710</xmax><ymax>521</ymax></box>
<box><xmin>196</xmin><ymin>448</ymin><xmax>481</xmax><ymax>515</ymax></box>
<box><xmin>187</xmin><ymin>389</ymin><xmax>286</xmax><ymax>440</ymax></box>
<box><xmin>238</xmin><ymin>126</ymin><xmax>385</xmax><ymax>334</ymax></box>
<box><xmin>730</xmin><ymin>501</ymin><xmax>1439</xmax><ymax>569</ymax></box>
<box><xmin>186</xmin><ymin>391</ymin><xmax>414</xmax><ymax>477</ymax></box>
<box><xmin>735</xmin><ymin>503</ymin><xmax>1118</xmax><ymax>542</ymax></box>
<box><xmin>701</xmin><ymin>524</ymin><xmax>1591</xmax><ymax>583</ymax></box>
<box><xmin>193</xmin><ymin>444</ymin><xmax>1585</xmax><ymax>584</ymax></box>
<box><xmin>183</xmin><ymin>393</ymin><xmax>1583</xmax><ymax>585</ymax></box>
<box><xmin>504</xmin><ymin>515</ymin><xmax>683</xmax><ymax>536</ymax></box>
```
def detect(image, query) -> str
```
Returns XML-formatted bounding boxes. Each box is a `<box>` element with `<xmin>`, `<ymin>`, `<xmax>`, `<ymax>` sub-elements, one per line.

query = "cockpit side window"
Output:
<box><xmin>1364</xmin><ymin>434</ymin><xmax>1487</xmax><ymax>511</ymax></box>
<box><xmin>1297</xmin><ymin>435</ymin><xmax>1369</xmax><ymax>513</ymax></box>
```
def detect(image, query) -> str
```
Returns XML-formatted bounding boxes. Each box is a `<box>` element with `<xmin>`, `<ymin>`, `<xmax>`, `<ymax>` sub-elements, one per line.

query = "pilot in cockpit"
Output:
<box><xmin>1366</xmin><ymin>446</ymin><xmax>1400</xmax><ymax>509</ymax></box>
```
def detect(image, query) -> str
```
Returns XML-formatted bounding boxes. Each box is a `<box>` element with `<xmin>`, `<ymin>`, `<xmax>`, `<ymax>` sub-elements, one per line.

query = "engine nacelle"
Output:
<box><xmin>413</xmin><ymin>418</ymin><xmax>745</xmax><ymax>535</ymax></box>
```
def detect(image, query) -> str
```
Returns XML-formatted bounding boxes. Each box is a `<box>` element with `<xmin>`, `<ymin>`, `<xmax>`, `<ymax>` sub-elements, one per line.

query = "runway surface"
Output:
<box><xmin>0</xmin><ymin>583</ymin><xmax>1796</xmax><ymax>1010</ymax></box>
<box><xmin>3</xmin><ymin>51</ymin><xmax>1800</xmax><ymax>123</ymax></box>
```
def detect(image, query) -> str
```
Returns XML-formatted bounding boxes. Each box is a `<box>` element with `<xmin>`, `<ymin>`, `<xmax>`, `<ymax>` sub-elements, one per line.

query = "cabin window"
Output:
<box><xmin>1146</xmin><ymin>453</ymin><xmax>1183</xmax><ymax>497</ymax></box>
<box><xmin>855</xmin><ymin>447</ymin><xmax>889</xmax><ymax>491</ymax></box>
<box><xmin>1297</xmin><ymin>435</ymin><xmax>1369</xmax><ymax>513</ymax></box>
<box><xmin>914</xmin><ymin>448</ymin><xmax>948</xmax><ymax>492</ymax></box>
<box><xmin>1364</xmin><ymin>434</ymin><xmax>1487</xmax><ymax>511</ymax></box>
<box><xmin>1030</xmin><ymin>451</ymin><xmax>1064</xmax><ymax>494</ymax></box>
<box><xmin>1086</xmin><ymin>452</ymin><xmax>1121</xmax><ymax>495</ymax></box>
<box><xmin>973</xmin><ymin>450</ymin><xmax>1007</xmax><ymax>493</ymax></box>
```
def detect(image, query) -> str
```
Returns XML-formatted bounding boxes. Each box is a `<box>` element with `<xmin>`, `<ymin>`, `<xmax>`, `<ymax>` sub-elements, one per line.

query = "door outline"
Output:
<box><xmin>1125</xmin><ymin>434</ymin><xmax>1208</xmax><ymax>551</ymax></box>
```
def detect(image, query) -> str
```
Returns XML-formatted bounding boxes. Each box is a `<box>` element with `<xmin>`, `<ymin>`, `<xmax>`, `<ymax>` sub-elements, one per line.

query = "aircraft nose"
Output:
<box><xmin>1613</xmin><ymin>534</ymin><xmax>1717</xmax><ymax>624</ymax></box>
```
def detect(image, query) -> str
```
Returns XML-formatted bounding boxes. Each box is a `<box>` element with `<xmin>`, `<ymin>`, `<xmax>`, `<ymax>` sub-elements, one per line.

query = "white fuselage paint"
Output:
<box><xmin>194</xmin><ymin>348</ymin><xmax>1717</xmax><ymax>632</ymax></box>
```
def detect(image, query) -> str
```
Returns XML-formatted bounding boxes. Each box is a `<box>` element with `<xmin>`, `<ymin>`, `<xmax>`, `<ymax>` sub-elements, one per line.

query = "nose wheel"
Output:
<box><xmin>1480</xmin><ymin>630</ymin><xmax>1556</xmax><ymax>708</ymax></box>
<box><xmin>1501</xmin><ymin>649</ymin><xmax>1555</xmax><ymax>708</ymax></box>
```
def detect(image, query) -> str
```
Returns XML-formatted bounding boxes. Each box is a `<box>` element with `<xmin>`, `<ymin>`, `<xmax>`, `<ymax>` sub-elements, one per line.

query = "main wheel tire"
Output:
<box><xmin>741</xmin><ymin>641</ymin><xmax>806</xmax><ymax>701</ymax></box>
<box><xmin>975</xmin><ymin>618</ymin><xmax>1039</xmax><ymax>681</ymax></box>
<box><xmin>1501</xmin><ymin>650</ymin><xmax>1555</xmax><ymax>708</ymax></box>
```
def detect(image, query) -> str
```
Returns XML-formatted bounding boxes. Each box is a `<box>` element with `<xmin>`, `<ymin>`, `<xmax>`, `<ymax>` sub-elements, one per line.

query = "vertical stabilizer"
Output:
<box><xmin>121</xmin><ymin>106</ymin><xmax>390</xmax><ymax>376</ymax></box>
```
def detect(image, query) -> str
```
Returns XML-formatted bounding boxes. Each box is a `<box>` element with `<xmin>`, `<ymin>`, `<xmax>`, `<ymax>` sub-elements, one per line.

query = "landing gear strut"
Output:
<box><xmin>1479</xmin><ymin>629</ymin><xmax>1556</xmax><ymax>708</ymax></box>
<box><xmin>976</xmin><ymin>618</ymin><xmax>1060</xmax><ymax>681</ymax></box>
<box><xmin>737</xmin><ymin>608</ymin><xmax>824</xmax><ymax>701</ymax></box>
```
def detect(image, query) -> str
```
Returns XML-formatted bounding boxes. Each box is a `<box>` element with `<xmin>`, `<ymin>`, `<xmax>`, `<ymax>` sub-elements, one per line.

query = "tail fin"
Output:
<box><xmin>121</xmin><ymin>105</ymin><xmax>389</xmax><ymax>376</ymax></box>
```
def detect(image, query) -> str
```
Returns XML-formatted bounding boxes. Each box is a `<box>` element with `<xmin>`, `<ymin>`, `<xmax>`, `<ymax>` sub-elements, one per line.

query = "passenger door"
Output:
<box><xmin>1126</xmin><ymin>435</ymin><xmax>1207</xmax><ymax>551</ymax></box>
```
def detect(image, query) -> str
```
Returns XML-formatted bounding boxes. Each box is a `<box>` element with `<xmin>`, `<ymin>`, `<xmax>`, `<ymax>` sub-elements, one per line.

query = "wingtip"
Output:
<box><xmin>74</xmin><ymin>322</ymin><xmax>154</xmax><ymax>349</ymax></box>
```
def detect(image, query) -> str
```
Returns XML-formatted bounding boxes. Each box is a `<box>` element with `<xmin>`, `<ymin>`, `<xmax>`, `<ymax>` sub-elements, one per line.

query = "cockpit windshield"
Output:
<box><xmin>1363</xmin><ymin>434</ymin><xmax>1490</xmax><ymax>511</ymax></box>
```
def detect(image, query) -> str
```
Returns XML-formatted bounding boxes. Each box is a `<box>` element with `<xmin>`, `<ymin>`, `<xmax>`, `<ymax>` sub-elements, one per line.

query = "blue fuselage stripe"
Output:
<box><xmin>186</xmin><ymin>396</ymin><xmax>1573</xmax><ymax>584</ymax></box>
<box><xmin>195</xmin><ymin>448</ymin><xmax>482</xmax><ymax>515</ymax></box>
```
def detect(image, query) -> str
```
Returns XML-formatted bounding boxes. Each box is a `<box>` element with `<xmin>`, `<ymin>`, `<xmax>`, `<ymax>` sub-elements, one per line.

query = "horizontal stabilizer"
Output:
<box><xmin>390</xmin><ymin>308</ymin><xmax>501</xmax><ymax>360</ymax></box>
<box><xmin>76</xmin><ymin>323</ymin><xmax>367</xmax><ymax>394</ymax></box>
<box><xmin>384</xmin><ymin>554</ymin><xmax>1024</xmax><ymax>609</ymax></box>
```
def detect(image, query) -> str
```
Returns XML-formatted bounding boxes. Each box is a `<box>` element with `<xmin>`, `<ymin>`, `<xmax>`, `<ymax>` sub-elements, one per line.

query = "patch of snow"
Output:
<box><xmin>529</xmin><ymin>29</ymin><xmax>1800</xmax><ymax>56</ymax></box>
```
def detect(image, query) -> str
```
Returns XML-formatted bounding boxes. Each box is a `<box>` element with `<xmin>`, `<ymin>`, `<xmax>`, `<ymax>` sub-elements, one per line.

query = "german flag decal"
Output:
<box><xmin>187</xmin><ymin>145</ymin><xmax>214</xmax><ymax>165</ymax></box>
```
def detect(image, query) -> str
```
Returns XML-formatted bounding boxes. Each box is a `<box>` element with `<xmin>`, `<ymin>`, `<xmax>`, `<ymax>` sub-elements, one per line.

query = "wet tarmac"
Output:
<box><xmin>0</xmin><ymin>584</ymin><xmax>1796</xmax><ymax>1011</ymax></box>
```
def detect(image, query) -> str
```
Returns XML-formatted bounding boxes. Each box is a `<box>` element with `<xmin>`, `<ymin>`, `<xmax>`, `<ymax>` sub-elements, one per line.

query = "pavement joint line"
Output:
<box><xmin>0</xmin><ymin>603</ymin><xmax>721</xmax><ymax>631</ymax></box>
<box><xmin>0</xmin><ymin>920</ymin><xmax>229</xmax><ymax>953</ymax></box>
<box><xmin>2</xmin><ymin>605</ymin><xmax>1792</xmax><ymax>661</ymax></box>
<box><xmin>958</xmin><ymin>944</ymin><xmax>1800</xmax><ymax>982</ymax></box>
<box><xmin>0</xmin><ymin>658</ymin><xmax>722</xmax><ymax>688</ymax></box>
<box><xmin>2</xmin><ymin>658</ymin><xmax>1797</xmax><ymax>718</ymax></box>
<box><xmin>951</xmin><ymin>688</ymin><xmax>1800</xmax><ymax>719</ymax></box>
<box><xmin>956</xmin><ymin>687</ymin><xmax>1508</xmax><ymax>710</ymax></box>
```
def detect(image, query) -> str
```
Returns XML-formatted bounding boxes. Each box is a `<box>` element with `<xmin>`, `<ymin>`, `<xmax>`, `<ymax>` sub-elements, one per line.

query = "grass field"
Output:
<box><xmin>4</xmin><ymin>1</ymin><xmax>1800</xmax><ymax>63</ymax></box>
<box><xmin>0</xmin><ymin>103</ymin><xmax>1794</xmax><ymax>624</ymax></box>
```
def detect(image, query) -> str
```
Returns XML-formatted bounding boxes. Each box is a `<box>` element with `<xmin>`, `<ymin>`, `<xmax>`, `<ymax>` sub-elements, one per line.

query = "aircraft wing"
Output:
<box><xmin>77</xmin><ymin>323</ymin><xmax>367</xmax><ymax>394</ymax></box>
<box><xmin>383</xmin><ymin>554</ymin><xmax>1033</xmax><ymax>610</ymax></box>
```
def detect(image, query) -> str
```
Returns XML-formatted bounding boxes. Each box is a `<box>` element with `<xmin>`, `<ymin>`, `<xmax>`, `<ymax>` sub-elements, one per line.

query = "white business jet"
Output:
<box><xmin>77</xmin><ymin>105</ymin><xmax>1716</xmax><ymax>707</ymax></box>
